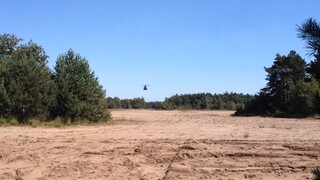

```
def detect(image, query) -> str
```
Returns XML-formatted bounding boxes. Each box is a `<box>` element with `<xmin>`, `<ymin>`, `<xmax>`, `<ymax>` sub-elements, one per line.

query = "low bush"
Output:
<box><xmin>51</xmin><ymin>116</ymin><xmax>63</xmax><ymax>127</ymax></box>
<box><xmin>9</xmin><ymin>118</ymin><xmax>19</xmax><ymax>125</ymax></box>
<box><xmin>0</xmin><ymin>117</ymin><xmax>5</xmax><ymax>125</ymax></box>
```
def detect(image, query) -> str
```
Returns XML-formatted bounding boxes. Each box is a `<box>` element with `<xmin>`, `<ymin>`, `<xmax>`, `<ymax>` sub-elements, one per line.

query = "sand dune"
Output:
<box><xmin>0</xmin><ymin>110</ymin><xmax>319</xmax><ymax>179</ymax></box>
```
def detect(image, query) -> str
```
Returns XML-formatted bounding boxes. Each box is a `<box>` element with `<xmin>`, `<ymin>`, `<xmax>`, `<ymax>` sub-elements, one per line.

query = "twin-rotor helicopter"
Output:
<box><xmin>141</xmin><ymin>84</ymin><xmax>150</xmax><ymax>91</ymax></box>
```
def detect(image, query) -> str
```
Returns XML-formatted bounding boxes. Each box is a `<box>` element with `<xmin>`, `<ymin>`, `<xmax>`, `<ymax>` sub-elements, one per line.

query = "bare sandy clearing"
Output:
<box><xmin>0</xmin><ymin>110</ymin><xmax>319</xmax><ymax>179</ymax></box>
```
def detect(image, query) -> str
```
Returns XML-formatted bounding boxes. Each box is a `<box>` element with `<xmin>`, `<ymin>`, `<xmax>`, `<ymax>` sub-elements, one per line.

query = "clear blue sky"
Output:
<box><xmin>1</xmin><ymin>0</ymin><xmax>320</xmax><ymax>101</ymax></box>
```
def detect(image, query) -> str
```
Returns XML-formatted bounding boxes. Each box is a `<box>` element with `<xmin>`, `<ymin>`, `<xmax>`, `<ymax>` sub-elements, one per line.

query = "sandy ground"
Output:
<box><xmin>0</xmin><ymin>110</ymin><xmax>319</xmax><ymax>180</ymax></box>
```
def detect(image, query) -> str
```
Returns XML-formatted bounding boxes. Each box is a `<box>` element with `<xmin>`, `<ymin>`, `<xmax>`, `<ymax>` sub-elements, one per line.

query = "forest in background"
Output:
<box><xmin>107</xmin><ymin>92</ymin><xmax>254</xmax><ymax>110</ymax></box>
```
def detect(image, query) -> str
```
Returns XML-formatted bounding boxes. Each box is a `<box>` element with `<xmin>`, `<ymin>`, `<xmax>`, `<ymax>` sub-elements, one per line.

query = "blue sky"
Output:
<box><xmin>1</xmin><ymin>0</ymin><xmax>320</xmax><ymax>101</ymax></box>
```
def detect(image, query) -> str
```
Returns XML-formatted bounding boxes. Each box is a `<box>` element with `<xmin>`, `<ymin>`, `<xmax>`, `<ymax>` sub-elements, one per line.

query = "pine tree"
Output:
<box><xmin>0</xmin><ymin>34</ymin><xmax>55</xmax><ymax>122</ymax></box>
<box><xmin>262</xmin><ymin>51</ymin><xmax>306</xmax><ymax>113</ymax></box>
<box><xmin>0</xmin><ymin>58</ymin><xmax>56</xmax><ymax>122</ymax></box>
<box><xmin>54</xmin><ymin>49</ymin><xmax>110</xmax><ymax>122</ymax></box>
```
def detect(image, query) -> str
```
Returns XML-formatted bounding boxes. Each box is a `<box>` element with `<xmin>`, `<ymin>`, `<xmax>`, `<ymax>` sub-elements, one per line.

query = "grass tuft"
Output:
<box><xmin>244</xmin><ymin>132</ymin><xmax>249</xmax><ymax>138</ymax></box>
<box><xmin>51</xmin><ymin>116</ymin><xmax>63</xmax><ymax>128</ymax></box>
<box><xmin>9</xmin><ymin>118</ymin><xmax>19</xmax><ymax>125</ymax></box>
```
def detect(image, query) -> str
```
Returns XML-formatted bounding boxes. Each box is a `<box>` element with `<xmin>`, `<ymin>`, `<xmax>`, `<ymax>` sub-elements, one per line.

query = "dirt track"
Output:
<box><xmin>0</xmin><ymin>110</ymin><xmax>319</xmax><ymax>179</ymax></box>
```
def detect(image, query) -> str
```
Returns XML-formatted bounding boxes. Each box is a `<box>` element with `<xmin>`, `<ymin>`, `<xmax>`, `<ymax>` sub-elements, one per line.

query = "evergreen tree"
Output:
<box><xmin>131</xmin><ymin>97</ymin><xmax>147</xmax><ymax>109</ymax></box>
<box><xmin>121</xmin><ymin>99</ymin><xmax>132</xmax><ymax>109</ymax></box>
<box><xmin>14</xmin><ymin>40</ymin><xmax>49</xmax><ymax>64</ymax></box>
<box><xmin>297</xmin><ymin>18</ymin><xmax>320</xmax><ymax>57</ymax></box>
<box><xmin>54</xmin><ymin>49</ymin><xmax>110</xmax><ymax>122</ymax></box>
<box><xmin>0</xmin><ymin>34</ymin><xmax>55</xmax><ymax>122</ymax></box>
<box><xmin>262</xmin><ymin>51</ymin><xmax>306</xmax><ymax>113</ymax></box>
<box><xmin>287</xmin><ymin>79</ymin><xmax>320</xmax><ymax>115</ymax></box>
<box><xmin>297</xmin><ymin>18</ymin><xmax>320</xmax><ymax>81</ymax></box>
<box><xmin>0</xmin><ymin>59</ymin><xmax>10</xmax><ymax>116</ymax></box>
<box><xmin>0</xmin><ymin>33</ymin><xmax>48</xmax><ymax>64</ymax></box>
<box><xmin>0</xmin><ymin>58</ymin><xmax>56</xmax><ymax>122</ymax></box>
<box><xmin>0</xmin><ymin>34</ymin><xmax>22</xmax><ymax>58</ymax></box>
<box><xmin>200</xmin><ymin>95</ymin><xmax>213</xmax><ymax>109</ymax></box>
<box><xmin>235</xmin><ymin>18</ymin><xmax>320</xmax><ymax>117</ymax></box>
<box><xmin>307</xmin><ymin>57</ymin><xmax>320</xmax><ymax>81</ymax></box>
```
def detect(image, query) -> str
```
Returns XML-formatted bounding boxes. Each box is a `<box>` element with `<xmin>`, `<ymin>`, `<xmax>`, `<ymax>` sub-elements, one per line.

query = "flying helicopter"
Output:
<box><xmin>141</xmin><ymin>84</ymin><xmax>150</xmax><ymax>91</ymax></box>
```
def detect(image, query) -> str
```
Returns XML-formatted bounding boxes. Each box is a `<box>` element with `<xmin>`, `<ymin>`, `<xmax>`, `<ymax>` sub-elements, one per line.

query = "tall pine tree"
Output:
<box><xmin>54</xmin><ymin>49</ymin><xmax>110</xmax><ymax>122</ymax></box>
<box><xmin>0</xmin><ymin>34</ymin><xmax>55</xmax><ymax>122</ymax></box>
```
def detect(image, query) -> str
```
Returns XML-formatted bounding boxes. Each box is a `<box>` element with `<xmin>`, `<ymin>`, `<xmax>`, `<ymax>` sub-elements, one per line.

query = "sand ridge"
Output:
<box><xmin>0</xmin><ymin>110</ymin><xmax>319</xmax><ymax>179</ymax></box>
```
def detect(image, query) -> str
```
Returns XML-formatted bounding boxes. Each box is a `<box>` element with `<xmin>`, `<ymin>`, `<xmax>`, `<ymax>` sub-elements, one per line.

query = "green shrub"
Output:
<box><xmin>0</xmin><ymin>117</ymin><xmax>5</xmax><ymax>125</ymax></box>
<box><xmin>66</xmin><ymin>118</ymin><xmax>72</xmax><ymax>125</ymax></box>
<box><xmin>9</xmin><ymin>118</ymin><xmax>19</xmax><ymax>125</ymax></box>
<box><xmin>73</xmin><ymin>117</ymin><xmax>90</xmax><ymax>125</ymax></box>
<box><xmin>51</xmin><ymin>116</ymin><xmax>63</xmax><ymax>127</ymax></box>
<box><xmin>30</xmin><ymin>120</ymin><xmax>41</xmax><ymax>128</ymax></box>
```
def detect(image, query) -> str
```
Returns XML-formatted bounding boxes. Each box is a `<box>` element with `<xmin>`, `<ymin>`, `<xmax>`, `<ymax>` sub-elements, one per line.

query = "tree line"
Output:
<box><xmin>107</xmin><ymin>92</ymin><xmax>254</xmax><ymax>110</ymax></box>
<box><xmin>236</xmin><ymin>18</ymin><xmax>320</xmax><ymax>117</ymax></box>
<box><xmin>0</xmin><ymin>34</ymin><xmax>110</xmax><ymax>124</ymax></box>
<box><xmin>2</xmin><ymin>18</ymin><xmax>318</xmax><ymax>123</ymax></box>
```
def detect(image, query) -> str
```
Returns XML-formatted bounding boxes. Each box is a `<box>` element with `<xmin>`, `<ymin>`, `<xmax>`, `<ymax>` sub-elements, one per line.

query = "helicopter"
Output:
<box><xmin>141</xmin><ymin>84</ymin><xmax>150</xmax><ymax>90</ymax></box>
